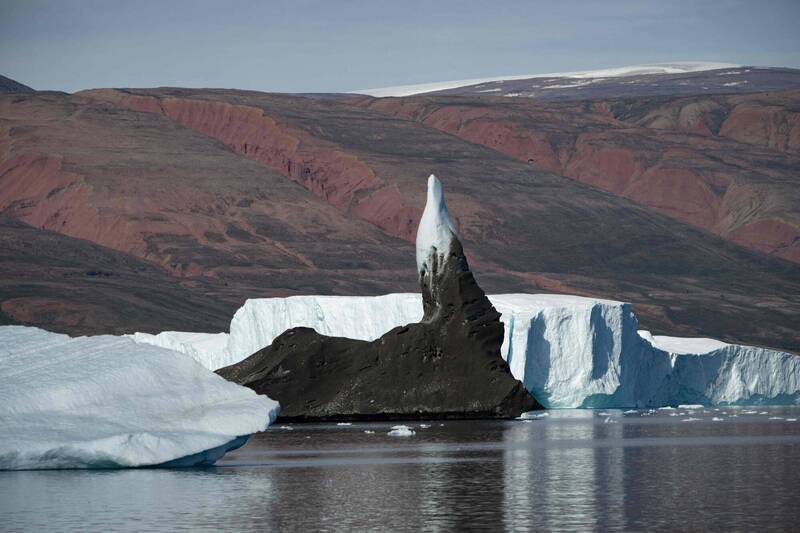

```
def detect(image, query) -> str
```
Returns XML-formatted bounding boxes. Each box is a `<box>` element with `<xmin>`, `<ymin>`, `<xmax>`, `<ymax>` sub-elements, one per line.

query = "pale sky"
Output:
<box><xmin>1</xmin><ymin>0</ymin><xmax>798</xmax><ymax>93</ymax></box>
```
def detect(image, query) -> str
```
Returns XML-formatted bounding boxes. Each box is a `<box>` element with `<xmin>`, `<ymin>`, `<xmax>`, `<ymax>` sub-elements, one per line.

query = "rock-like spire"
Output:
<box><xmin>218</xmin><ymin>173</ymin><xmax>540</xmax><ymax>421</ymax></box>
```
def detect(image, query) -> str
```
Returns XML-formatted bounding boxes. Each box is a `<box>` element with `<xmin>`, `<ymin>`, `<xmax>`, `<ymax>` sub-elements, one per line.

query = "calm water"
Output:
<box><xmin>2</xmin><ymin>407</ymin><xmax>800</xmax><ymax>532</ymax></box>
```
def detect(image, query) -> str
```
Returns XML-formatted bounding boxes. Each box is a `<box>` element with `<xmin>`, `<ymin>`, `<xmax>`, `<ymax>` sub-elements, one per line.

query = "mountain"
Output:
<box><xmin>1</xmin><ymin>82</ymin><xmax>799</xmax><ymax>352</ymax></box>
<box><xmin>0</xmin><ymin>75</ymin><xmax>34</xmax><ymax>93</ymax></box>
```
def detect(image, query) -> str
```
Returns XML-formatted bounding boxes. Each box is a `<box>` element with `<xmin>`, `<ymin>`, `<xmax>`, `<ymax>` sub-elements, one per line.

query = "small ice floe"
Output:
<box><xmin>439</xmin><ymin>423</ymin><xmax>445</xmax><ymax>427</ymax></box>
<box><xmin>678</xmin><ymin>404</ymin><xmax>704</xmax><ymax>410</ymax></box>
<box><xmin>278</xmin><ymin>425</ymin><xmax>294</xmax><ymax>430</ymax></box>
<box><xmin>787</xmin><ymin>418</ymin><xmax>797</xmax><ymax>422</ymax></box>
<box><xmin>623</xmin><ymin>410</ymin><xmax>638</xmax><ymax>415</ymax></box>
<box><xmin>364</xmin><ymin>430</ymin><xmax>375</xmax><ymax>434</ymax></box>
<box><xmin>758</xmin><ymin>412</ymin><xmax>768</xmax><ymax>415</ymax></box>
<box><xmin>658</xmin><ymin>407</ymin><xmax>676</xmax><ymax>411</ymax></box>
<box><xmin>336</xmin><ymin>422</ymin><xmax>353</xmax><ymax>426</ymax></box>
<box><xmin>742</xmin><ymin>410</ymin><xmax>758</xmax><ymax>414</ymax></box>
<box><xmin>598</xmin><ymin>412</ymin><xmax>614</xmax><ymax>417</ymax></box>
<box><xmin>669</xmin><ymin>413</ymin><xmax>680</xmax><ymax>417</ymax></box>
<box><xmin>604</xmin><ymin>417</ymin><xmax>617</xmax><ymax>424</ymax></box>
<box><xmin>768</xmin><ymin>417</ymin><xmax>784</xmax><ymax>420</ymax></box>
<box><xmin>712</xmin><ymin>417</ymin><xmax>725</xmax><ymax>422</ymax></box>
<box><xmin>419</xmin><ymin>424</ymin><xmax>431</xmax><ymax>429</ymax></box>
<box><xmin>682</xmin><ymin>417</ymin><xmax>701</xmax><ymax>422</ymax></box>
<box><xmin>388</xmin><ymin>425</ymin><xmax>415</xmax><ymax>437</ymax></box>
<box><xmin>521</xmin><ymin>412</ymin><xmax>549</xmax><ymax>420</ymax></box>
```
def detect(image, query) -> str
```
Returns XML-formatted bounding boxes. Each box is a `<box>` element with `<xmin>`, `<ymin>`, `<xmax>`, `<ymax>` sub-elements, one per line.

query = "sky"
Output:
<box><xmin>1</xmin><ymin>0</ymin><xmax>798</xmax><ymax>93</ymax></box>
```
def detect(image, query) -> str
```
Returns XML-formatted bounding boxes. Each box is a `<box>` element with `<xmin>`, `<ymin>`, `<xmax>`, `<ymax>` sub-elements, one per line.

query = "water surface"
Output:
<box><xmin>2</xmin><ymin>406</ymin><xmax>799</xmax><ymax>531</ymax></box>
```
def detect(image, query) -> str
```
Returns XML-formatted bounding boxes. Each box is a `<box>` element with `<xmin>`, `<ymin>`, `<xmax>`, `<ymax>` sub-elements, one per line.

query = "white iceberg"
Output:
<box><xmin>126</xmin><ymin>331</ymin><xmax>230</xmax><ymax>370</ymax></box>
<box><xmin>131</xmin><ymin>293</ymin><xmax>800</xmax><ymax>409</ymax></box>
<box><xmin>0</xmin><ymin>326</ymin><xmax>279</xmax><ymax>470</ymax></box>
<box><xmin>387</xmin><ymin>425</ymin><xmax>415</xmax><ymax>437</ymax></box>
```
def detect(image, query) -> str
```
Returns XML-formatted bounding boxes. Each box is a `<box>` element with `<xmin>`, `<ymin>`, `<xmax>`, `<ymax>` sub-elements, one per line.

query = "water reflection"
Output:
<box><xmin>2</xmin><ymin>409</ymin><xmax>800</xmax><ymax>532</ymax></box>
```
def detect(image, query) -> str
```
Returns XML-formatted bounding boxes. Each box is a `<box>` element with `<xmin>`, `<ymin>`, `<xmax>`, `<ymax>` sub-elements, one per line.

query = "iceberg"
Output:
<box><xmin>126</xmin><ymin>331</ymin><xmax>230</xmax><ymax>370</ymax></box>
<box><xmin>216</xmin><ymin>175</ymin><xmax>538</xmax><ymax>420</ymax></box>
<box><xmin>0</xmin><ymin>326</ymin><xmax>279</xmax><ymax>470</ymax></box>
<box><xmin>133</xmin><ymin>293</ymin><xmax>799</xmax><ymax>408</ymax></box>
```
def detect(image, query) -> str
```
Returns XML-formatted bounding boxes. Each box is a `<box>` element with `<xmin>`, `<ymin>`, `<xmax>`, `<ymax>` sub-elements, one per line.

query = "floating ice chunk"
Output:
<box><xmin>604</xmin><ymin>417</ymin><xmax>617</xmax><ymax>424</ymax></box>
<box><xmin>659</xmin><ymin>407</ymin><xmax>676</xmax><ymax>410</ymax></box>
<box><xmin>682</xmin><ymin>417</ymin><xmax>701</xmax><ymax>422</ymax></box>
<box><xmin>712</xmin><ymin>417</ymin><xmax>725</xmax><ymax>421</ymax></box>
<box><xmin>522</xmin><ymin>412</ymin><xmax>550</xmax><ymax>419</ymax></box>
<box><xmin>768</xmin><ymin>417</ymin><xmax>784</xmax><ymax>420</ymax></box>
<box><xmin>278</xmin><ymin>426</ymin><xmax>294</xmax><ymax>430</ymax></box>
<box><xmin>787</xmin><ymin>418</ymin><xmax>797</xmax><ymax>422</ymax></box>
<box><xmin>364</xmin><ymin>430</ymin><xmax>375</xmax><ymax>434</ymax></box>
<box><xmin>623</xmin><ymin>410</ymin><xmax>638</xmax><ymax>414</ymax></box>
<box><xmin>336</xmin><ymin>422</ymin><xmax>352</xmax><ymax>426</ymax></box>
<box><xmin>419</xmin><ymin>424</ymin><xmax>431</xmax><ymax>429</ymax></box>
<box><xmin>678</xmin><ymin>404</ymin><xmax>704</xmax><ymax>410</ymax></box>
<box><xmin>388</xmin><ymin>425</ymin><xmax>416</xmax><ymax>437</ymax></box>
<box><xmin>0</xmin><ymin>326</ymin><xmax>278</xmax><ymax>470</ymax></box>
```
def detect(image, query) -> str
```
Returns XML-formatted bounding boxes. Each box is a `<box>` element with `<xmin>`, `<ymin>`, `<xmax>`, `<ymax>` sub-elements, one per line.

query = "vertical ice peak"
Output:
<box><xmin>415</xmin><ymin>174</ymin><xmax>457</xmax><ymax>274</ymax></box>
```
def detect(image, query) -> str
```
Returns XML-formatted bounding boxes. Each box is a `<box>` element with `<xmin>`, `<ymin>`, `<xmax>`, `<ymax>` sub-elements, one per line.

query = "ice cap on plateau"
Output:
<box><xmin>415</xmin><ymin>174</ymin><xmax>457</xmax><ymax>276</ymax></box>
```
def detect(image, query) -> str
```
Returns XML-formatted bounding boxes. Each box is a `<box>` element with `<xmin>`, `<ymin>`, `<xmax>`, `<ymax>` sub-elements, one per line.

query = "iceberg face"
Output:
<box><xmin>131</xmin><ymin>293</ymin><xmax>800</xmax><ymax>408</ymax></box>
<box><xmin>225</xmin><ymin>293</ymin><xmax>423</xmax><ymax>371</ymax></box>
<box><xmin>0</xmin><ymin>326</ymin><xmax>279</xmax><ymax>470</ymax></box>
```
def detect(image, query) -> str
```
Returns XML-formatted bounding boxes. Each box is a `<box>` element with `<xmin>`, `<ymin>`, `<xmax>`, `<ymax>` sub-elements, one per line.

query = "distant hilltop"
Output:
<box><xmin>0</xmin><ymin>75</ymin><xmax>34</xmax><ymax>94</ymax></box>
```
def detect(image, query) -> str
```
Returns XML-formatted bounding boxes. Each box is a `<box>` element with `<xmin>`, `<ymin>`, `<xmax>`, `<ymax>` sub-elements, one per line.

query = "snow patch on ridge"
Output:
<box><xmin>415</xmin><ymin>174</ymin><xmax>457</xmax><ymax>275</ymax></box>
<box><xmin>354</xmin><ymin>61</ymin><xmax>740</xmax><ymax>97</ymax></box>
<box><xmin>0</xmin><ymin>326</ymin><xmax>279</xmax><ymax>470</ymax></box>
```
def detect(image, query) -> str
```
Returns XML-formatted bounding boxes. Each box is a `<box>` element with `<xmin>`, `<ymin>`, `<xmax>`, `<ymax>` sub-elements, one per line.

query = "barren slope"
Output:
<box><xmin>0</xmin><ymin>217</ymin><xmax>235</xmax><ymax>335</ymax></box>
<box><xmin>0</xmin><ymin>92</ymin><xmax>418</xmax><ymax>332</ymax></box>
<box><xmin>358</xmin><ymin>92</ymin><xmax>800</xmax><ymax>263</ymax></box>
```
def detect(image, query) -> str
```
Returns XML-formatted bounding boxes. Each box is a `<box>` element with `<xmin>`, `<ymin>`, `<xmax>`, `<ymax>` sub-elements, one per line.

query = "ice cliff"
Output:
<box><xmin>133</xmin><ymin>294</ymin><xmax>800</xmax><ymax>408</ymax></box>
<box><xmin>0</xmin><ymin>326</ymin><xmax>279</xmax><ymax>470</ymax></box>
